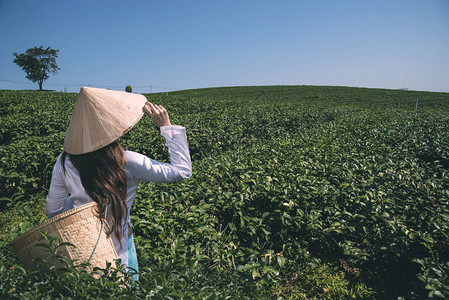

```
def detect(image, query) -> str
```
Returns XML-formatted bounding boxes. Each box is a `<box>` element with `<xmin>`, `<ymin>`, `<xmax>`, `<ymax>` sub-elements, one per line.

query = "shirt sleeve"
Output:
<box><xmin>126</xmin><ymin>125</ymin><xmax>192</xmax><ymax>183</ymax></box>
<box><xmin>46</xmin><ymin>154</ymin><xmax>70</xmax><ymax>218</ymax></box>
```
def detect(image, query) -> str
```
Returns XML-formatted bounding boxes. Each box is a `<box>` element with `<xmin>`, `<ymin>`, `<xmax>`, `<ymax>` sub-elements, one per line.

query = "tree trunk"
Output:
<box><xmin>38</xmin><ymin>80</ymin><xmax>43</xmax><ymax>90</ymax></box>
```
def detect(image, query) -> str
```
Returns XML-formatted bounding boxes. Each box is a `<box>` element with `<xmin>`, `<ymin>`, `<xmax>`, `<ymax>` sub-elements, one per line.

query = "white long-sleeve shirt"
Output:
<box><xmin>46</xmin><ymin>125</ymin><xmax>192</xmax><ymax>265</ymax></box>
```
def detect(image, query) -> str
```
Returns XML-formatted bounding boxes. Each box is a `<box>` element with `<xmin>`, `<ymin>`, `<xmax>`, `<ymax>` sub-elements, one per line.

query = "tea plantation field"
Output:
<box><xmin>0</xmin><ymin>86</ymin><xmax>448</xmax><ymax>298</ymax></box>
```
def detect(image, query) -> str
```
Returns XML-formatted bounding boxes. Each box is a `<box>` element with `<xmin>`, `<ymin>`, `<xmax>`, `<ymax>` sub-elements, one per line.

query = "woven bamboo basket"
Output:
<box><xmin>11</xmin><ymin>202</ymin><xmax>118</xmax><ymax>270</ymax></box>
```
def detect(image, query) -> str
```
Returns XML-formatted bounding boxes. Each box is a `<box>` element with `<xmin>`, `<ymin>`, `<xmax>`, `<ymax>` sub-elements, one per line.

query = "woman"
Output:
<box><xmin>46</xmin><ymin>87</ymin><xmax>192</xmax><ymax>280</ymax></box>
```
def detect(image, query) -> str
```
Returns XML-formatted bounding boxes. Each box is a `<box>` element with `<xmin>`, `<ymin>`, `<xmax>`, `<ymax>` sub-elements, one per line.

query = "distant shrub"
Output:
<box><xmin>125</xmin><ymin>85</ymin><xmax>132</xmax><ymax>93</ymax></box>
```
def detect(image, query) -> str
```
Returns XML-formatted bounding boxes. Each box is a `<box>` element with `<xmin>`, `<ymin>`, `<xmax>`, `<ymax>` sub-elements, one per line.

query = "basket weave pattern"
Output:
<box><xmin>11</xmin><ymin>202</ymin><xmax>118</xmax><ymax>270</ymax></box>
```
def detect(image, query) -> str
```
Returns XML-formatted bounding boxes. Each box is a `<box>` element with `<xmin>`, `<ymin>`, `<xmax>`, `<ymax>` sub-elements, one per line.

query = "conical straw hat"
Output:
<box><xmin>63</xmin><ymin>87</ymin><xmax>147</xmax><ymax>154</ymax></box>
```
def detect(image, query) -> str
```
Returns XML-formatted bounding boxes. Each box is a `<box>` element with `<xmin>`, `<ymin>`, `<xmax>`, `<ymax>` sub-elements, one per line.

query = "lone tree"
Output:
<box><xmin>13</xmin><ymin>46</ymin><xmax>60</xmax><ymax>90</ymax></box>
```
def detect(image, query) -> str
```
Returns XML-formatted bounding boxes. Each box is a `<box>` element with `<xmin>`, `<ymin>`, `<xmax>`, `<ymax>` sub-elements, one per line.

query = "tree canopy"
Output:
<box><xmin>13</xmin><ymin>46</ymin><xmax>60</xmax><ymax>90</ymax></box>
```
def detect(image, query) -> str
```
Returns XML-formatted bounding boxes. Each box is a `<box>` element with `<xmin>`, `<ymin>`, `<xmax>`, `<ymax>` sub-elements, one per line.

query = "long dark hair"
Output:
<box><xmin>61</xmin><ymin>141</ymin><xmax>128</xmax><ymax>248</ymax></box>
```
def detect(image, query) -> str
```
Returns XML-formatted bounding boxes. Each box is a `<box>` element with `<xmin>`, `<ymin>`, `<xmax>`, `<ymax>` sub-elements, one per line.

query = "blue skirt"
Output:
<box><xmin>128</xmin><ymin>234</ymin><xmax>139</xmax><ymax>281</ymax></box>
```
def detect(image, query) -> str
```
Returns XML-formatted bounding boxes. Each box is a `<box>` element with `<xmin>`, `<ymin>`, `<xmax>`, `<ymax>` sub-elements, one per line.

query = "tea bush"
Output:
<box><xmin>0</xmin><ymin>86</ymin><xmax>448</xmax><ymax>298</ymax></box>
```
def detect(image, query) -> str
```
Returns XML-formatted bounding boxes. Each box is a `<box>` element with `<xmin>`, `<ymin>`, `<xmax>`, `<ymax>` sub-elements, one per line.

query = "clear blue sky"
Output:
<box><xmin>1</xmin><ymin>0</ymin><xmax>448</xmax><ymax>93</ymax></box>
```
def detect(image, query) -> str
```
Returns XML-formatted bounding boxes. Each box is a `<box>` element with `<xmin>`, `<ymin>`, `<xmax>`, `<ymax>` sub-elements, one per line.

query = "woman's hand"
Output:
<box><xmin>143</xmin><ymin>102</ymin><xmax>171</xmax><ymax>127</ymax></box>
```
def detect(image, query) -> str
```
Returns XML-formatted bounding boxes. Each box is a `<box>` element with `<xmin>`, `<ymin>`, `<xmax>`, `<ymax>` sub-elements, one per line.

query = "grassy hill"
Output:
<box><xmin>0</xmin><ymin>86</ymin><xmax>448</xmax><ymax>298</ymax></box>
<box><xmin>160</xmin><ymin>85</ymin><xmax>448</xmax><ymax>110</ymax></box>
